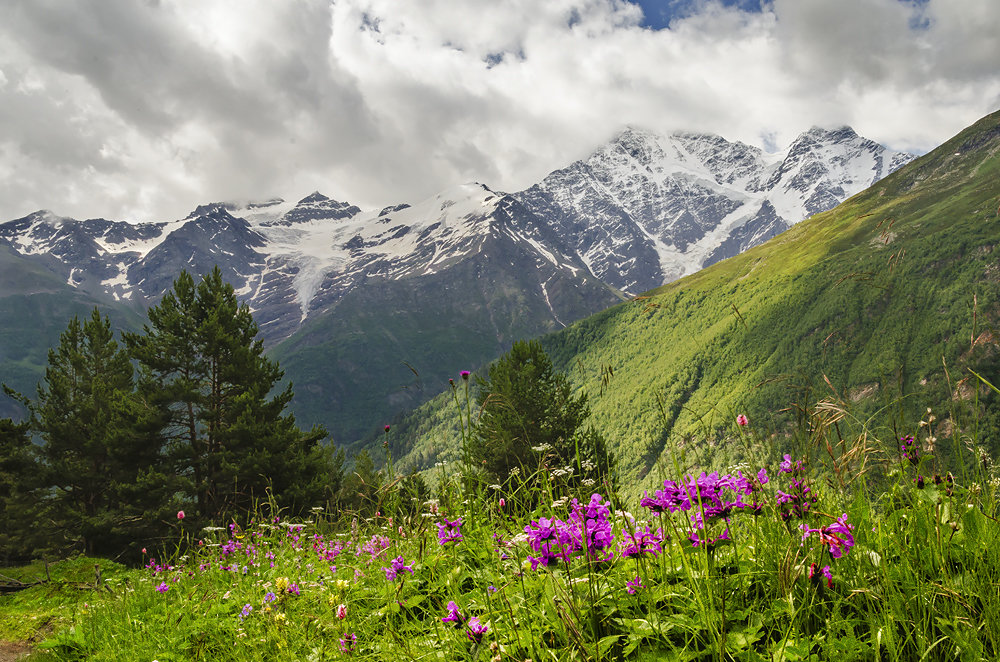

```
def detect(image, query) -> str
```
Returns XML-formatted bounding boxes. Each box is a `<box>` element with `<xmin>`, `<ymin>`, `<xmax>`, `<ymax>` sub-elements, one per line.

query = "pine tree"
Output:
<box><xmin>28</xmin><ymin>309</ymin><xmax>160</xmax><ymax>555</ymax></box>
<box><xmin>470</xmin><ymin>340</ymin><xmax>615</xmax><ymax>500</ymax></box>
<box><xmin>0</xmin><ymin>418</ymin><xmax>39</xmax><ymax>564</ymax></box>
<box><xmin>126</xmin><ymin>267</ymin><xmax>334</xmax><ymax>524</ymax></box>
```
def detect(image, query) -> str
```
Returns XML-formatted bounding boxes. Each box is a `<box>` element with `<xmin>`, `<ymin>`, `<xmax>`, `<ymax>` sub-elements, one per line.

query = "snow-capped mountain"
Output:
<box><xmin>0</xmin><ymin>183</ymin><xmax>617</xmax><ymax>346</ymax></box>
<box><xmin>515</xmin><ymin>125</ymin><xmax>915</xmax><ymax>294</ymax></box>
<box><xmin>0</xmin><ymin>125</ymin><xmax>912</xmax><ymax>328</ymax></box>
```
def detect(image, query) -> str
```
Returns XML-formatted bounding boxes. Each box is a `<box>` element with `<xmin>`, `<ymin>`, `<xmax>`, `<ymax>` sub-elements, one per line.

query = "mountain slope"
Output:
<box><xmin>382</xmin><ymin>109</ymin><xmax>1000</xmax><ymax>481</ymax></box>
<box><xmin>0</xmin><ymin>243</ymin><xmax>144</xmax><ymax>419</ymax></box>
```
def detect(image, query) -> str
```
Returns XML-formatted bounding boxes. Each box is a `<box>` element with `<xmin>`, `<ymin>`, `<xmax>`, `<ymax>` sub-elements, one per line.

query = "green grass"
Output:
<box><xmin>0</xmin><ymin>557</ymin><xmax>127</xmax><ymax>643</ymax></box>
<box><xmin>3</xmin><ymin>410</ymin><xmax>999</xmax><ymax>660</ymax></box>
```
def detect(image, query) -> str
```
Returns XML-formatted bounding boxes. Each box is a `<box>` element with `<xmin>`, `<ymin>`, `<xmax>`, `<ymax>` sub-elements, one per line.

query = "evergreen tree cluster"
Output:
<box><xmin>0</xmin><ymin>268</ymin><xmax>343</xmax><ymax>564</ymax></box>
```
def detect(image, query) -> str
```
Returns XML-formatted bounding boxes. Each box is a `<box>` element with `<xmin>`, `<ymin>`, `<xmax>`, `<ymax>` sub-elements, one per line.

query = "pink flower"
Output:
<box><xmin>336</xmin><ymin>603</ymin><xmax>347</xmax><ymax>619</ymax></box>
<box><xmin>809</xmin><ymin>562</ymin><xmax>834</xmax><ymax>588</ymax></box>
<box><xmin>384</xmin><ymin>424</ymin><xmax>390</xmax><ymax>432</ymax></box>
<box><xmin>499</xmin><ymin>498</ymin><xmax>506</xmax><ymax>508</ymax></box>
<box><xmin>626</xmin><ymin>576</ymin><xmax>645</xmax><ymax>594</ymax></box>
<box><xmin>466</xmin><ymin>616</ymin><xmax>488</xmax><ymax>643</ymax></box>
<box><xmin>800</xmin><ymin>513</ymin><xmax>855</xmax><ymax>559</ymax></box>
<box><xmin>141</xmin><ymin>548</ymin><xmax>147</xmax><ymax>555</ymax></box>
<box><xmin>736</xmin><ymin>414</ymin><xmax>749</xmax><ymax>427</ymax></box>
<box><xmin>177</xmin><ymin>510</ymin><xmax>185</xmax><ymax>520</ymax></box>
<box><xmin>442</xmin><ymin>601</ymin><xmax>465</xmax><ymax>627</ymax></box>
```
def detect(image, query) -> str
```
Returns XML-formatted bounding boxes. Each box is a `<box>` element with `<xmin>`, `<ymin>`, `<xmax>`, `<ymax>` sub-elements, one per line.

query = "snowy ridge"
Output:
<box><xmin>515</xmin><ymin>125</ymin><xmax>915</xmax><ymax>294</ymax></box>
<box><xmin>0</xmin><ymin>123</ymin><xmax>915</xmax><ymax>340</ymax></box>
<box><xmin>0</xmin><ymin>182</ymin><xmax>587</xmax><ymax>340</ymax></box>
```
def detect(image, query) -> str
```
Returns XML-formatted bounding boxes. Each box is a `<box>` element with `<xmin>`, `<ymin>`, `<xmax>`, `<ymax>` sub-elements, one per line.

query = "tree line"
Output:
<box><xmin>0</xmin><ymin>268</ymin><xmax>345</xmax><ymax>564</ymax></box>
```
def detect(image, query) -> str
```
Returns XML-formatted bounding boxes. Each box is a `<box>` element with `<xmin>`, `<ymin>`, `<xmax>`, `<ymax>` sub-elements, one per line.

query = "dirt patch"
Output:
<box><xmin>0</xmin><ymin>642</ymin><xmax>32</xmax><ymax>662</ymax></box>
<box><xmin>848</xmin><ymin>382</ymin><xmax>879</xmax><ymax>402</ymax></box>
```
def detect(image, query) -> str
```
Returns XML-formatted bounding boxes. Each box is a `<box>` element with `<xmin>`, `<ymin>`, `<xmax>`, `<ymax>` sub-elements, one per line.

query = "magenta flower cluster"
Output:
<box><xmin>523</xmin><ymin>494</ymin><xmax>615</xmax><ymax>570</ymax></box>
<box><xmin>442</xmin><ymin>601</ymin><xmax>489</xmax><ymax>643</ymax></box>
<box><xmin>437</xmin><ymin>517</ymin><xmax>463</xmax><ymax>545</ymax></box>
<box><xmin>900</xmin><ymin>435</ymin><xmax>919</xmax><ymax>464</ymax></box>
<box><xmin>382</xmin><ymin>555</ymin><xmax>414</xmax><ymax>581</ymax></box>
<box><xmin>466</xmin><ymin>616</ymin><xmax>488</xmax><ymax>643</ymax></box>
<box><xmin>800</xmin><ymin>513</ymin><xmax>855</xmax><ymax>560</ymax></box>
<box><xmin>808</xmin><ymin>562</ymin><xmax>833</xmax><ymax>588</ymax></box>
<box><xmin>779</xmin><ymin>454</ymin><xmax>805</xmax><ymax>474</ymax></box>
<box><xmin>339</xmin><ymin>633</ymin><xmax>357</xmax><ymax>654</ymax></box>
<box><xmin>640</xmin><ymin>470</ymin><xmax>767</xmax><ymax>545</ymax></box>
<box><xmin>626</xmin><ymin>576</ymin><xmax>645</xmax><ymax>594</ymax></box>
<box><xmin>442</xmin><ymin>600</ymin><xmax>465</xmax><ymax>626</ymax></box>
<box><xmin>619</xmin><ymin>523</ymin><xmax>665</xmax><ymax>559</ymax></box>
<box><xmin>775</xmin><ymin>455</ymin><xmax>816</xmax><ymax>521</ymax></box>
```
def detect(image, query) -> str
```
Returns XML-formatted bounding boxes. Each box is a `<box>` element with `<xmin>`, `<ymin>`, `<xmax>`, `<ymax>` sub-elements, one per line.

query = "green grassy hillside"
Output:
<box><xmin>377</xmin><ymin>109</ymin><xmax>1000</xmax><ymax>483</ymax></box>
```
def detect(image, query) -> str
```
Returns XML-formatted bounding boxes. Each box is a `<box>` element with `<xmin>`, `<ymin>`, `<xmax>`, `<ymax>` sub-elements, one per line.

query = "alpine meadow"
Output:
<box><xmin>2</xmin><ymin>99</ymin><xmax>1000</xmax><ymax>662</ymax></box>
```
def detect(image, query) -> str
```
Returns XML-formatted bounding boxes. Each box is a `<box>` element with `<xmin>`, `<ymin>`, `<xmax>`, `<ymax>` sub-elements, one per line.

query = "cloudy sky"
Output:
<box><xmin>1</xmin><ymin>0</ymin><xmax>998</xmax><ymax>222</ymax></box>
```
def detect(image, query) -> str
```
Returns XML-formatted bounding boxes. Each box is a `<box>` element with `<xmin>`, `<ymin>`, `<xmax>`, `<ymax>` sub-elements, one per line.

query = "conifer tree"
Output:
<box><xmin>126</xmin><ymin>267</ymin><xmax>333</xmax><ymax>524</ymax></box>
<box><xmin>0</xmin><ymin>418</ymin><xmax>39</xmax><ymax>564</ymax></box>
<box><xmin>470</xmin><ymin>340</ymin><xmax>615</xmax><ymax>500</ymax></box>
<box><xmin>28</xmin><ymin>309</ymin><xmax>160</xmax><ymax>555</ymax></box>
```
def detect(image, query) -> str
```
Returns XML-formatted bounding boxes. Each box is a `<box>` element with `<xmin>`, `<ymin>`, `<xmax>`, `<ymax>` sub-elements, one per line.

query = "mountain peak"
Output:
<box><xmin>185</xmin><ymin>202</ymin><xmax>227</xmax><ymax>219</ymax></box>
<box><xmin>297</xmin><ymin>192</ymin><xmax>330</xmax><ymax>205</ymax></box>
<box><xmin>799</xmin><ymin>125</ymin><xmax>860</xmax><ymax>143</ymax></box>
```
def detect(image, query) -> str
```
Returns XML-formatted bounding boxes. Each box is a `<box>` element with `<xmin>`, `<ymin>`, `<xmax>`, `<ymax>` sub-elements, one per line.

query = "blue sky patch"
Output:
<box><xmin>631</xmin><ymin>0</ymin><xmax>766</xmax><ymax>30</ymax></box>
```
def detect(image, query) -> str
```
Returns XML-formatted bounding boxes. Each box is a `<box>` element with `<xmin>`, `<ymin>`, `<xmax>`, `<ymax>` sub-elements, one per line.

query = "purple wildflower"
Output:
<box><xmin>239</xmin><ymin>603</ymin><xmax>253</xmax><ymax>620</ymax></box>
<box><xmin>382</xmin><ymin>555</ymin><xmax>414</xmax><ymax>581</ymax></box>
<box><xmin>460</xmin><ymin>370</ymin><xmax>471</xmax><ymax>380</ymax></box>
<box><xmin>757</xmin><ymin>468</ymin><xmax>769</xmax><ymax>485</ymax></box>
<box><xmin>779</xmin><ymin>454</ymin><xmax>805</xmax><ymax>474</ymax></box>
<box><xmin>437</xmin><ymin>517</ymin><xmax>464</xmax><ymax>545</ymax></box>
<box><xmin>339</xmin><ymin>633</ymin><xmax>357</xmax><ymax>654</ymax></box>
<box><xmin>808</xmin><ymin>562</ymin><xmax>834</xmax><ymax>589</ymax></box>
<box><xmin>690</xmin><ymin>527</ymin><xmax>730</xmax><ymax>548</ymax></box>
<box><xmin>466</xmin><ymin>616</ymin><xmax>489</xmax><ymax>643</ymax></box>
<box><xmin>287</xmin><ymin>583</ymin><xmax>300</xmax><ymax>596</ymax></box>
<box><xmin>155</xmin><ymin>582</ymin><xmax>169</xmax><ymax>593</ymax></box>
<box><xmin>776</xmin><ymin>477</ymin><xmax>817</xmax><ymax>520</ymax></box>
<box><xmin>626</xmin><ymin>576</ymin><xmax>645</xmax><ymax>594</ymax></box>
<box><xmin>442</xmin><ymin>601</ymin><xmax>465</xmax><ymax>627</ymax></box>
<box><xmin>900</xmin><ymin>435</ymin><xmax>919</xmax><ymax>464</ymax></box>
<box><xmin>800</xmin><ymin>513</ymin><xmax>855</xmax><ymax>559</ymax></box>
<box><xmin>522</xmin><ymin>494</ymin><xmax>616</xmax><ymax>569</ymax></box>
<box><xmin>263</xmin><ymin>591</ymin><xmax>276</xmax><ymax>603</ymax></box>
<box><xmin>619</xmin><ymin>524</ymin><xmax>664</xmax><ymax>559</ymax></box>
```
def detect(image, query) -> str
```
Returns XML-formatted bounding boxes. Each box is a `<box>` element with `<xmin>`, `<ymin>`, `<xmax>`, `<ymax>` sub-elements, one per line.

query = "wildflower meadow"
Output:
<box><xmin>4</xmin><ymin>379</ymin><xmax>999</xmax><ymax>662</ymax></box>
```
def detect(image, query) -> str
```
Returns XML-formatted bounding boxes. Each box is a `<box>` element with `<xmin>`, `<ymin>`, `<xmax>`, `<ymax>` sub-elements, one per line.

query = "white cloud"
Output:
<box><xmin>0</xmin><ymin>0</ymin><xmax>997</xmax><ymax>222</ymax></box>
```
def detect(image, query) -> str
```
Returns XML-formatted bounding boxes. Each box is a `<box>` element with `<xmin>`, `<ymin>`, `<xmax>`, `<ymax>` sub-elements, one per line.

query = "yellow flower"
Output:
<box><xmin>275</xmin><ymin>577</ymin><xmax>290</xmax><ymax>593</ymax></box>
